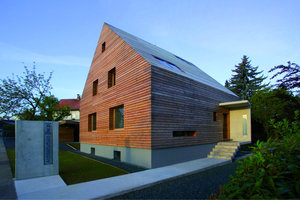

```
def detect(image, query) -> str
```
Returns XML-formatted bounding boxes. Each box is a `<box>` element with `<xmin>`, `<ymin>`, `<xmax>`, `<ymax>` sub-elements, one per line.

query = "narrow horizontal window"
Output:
<box><xmin>88</xmin><ymin>113</ymin><xmax>97</xmax><ymax>132</ymax></box>
<box><xmin>108</xmin><ymin>68</ymin><xmax>116</xmax><ymax>88</ymax></box>
<box><xmin>93</xmin><ymin>79</ymin><xmax>98</xmax><ymax>96</ymax></box>
<box><xmin>154</xmin><ymin>56</ymin><xmax>183</xmax><ymax>72</ymax></box>
<box><xmin>109</xmin><ymin>105</ymin><xmax>124</xmax><ymax>130</ymax></box>
<box><xmin>173</xmin><ymin>131</ymin><xmax>196</xmax><ymax>137</ymax></box>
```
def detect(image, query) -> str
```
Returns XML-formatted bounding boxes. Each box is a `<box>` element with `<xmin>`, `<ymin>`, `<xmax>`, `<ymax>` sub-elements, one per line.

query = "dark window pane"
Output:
<box><xmin>114</xmin><ymin>106</ymin><xmax>124</xmax><ymax>129</ymax></box>
<box><xmin>173</xmin><ymin>131</ymin><xmax>196</xmax><ymax>137</ymax></box>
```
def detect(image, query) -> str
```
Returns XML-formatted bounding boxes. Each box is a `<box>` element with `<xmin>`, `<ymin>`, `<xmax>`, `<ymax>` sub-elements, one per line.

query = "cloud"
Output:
<box><xmin>0</xmin><ymin>42</ymin><xmax>91</xmax><ymax>67</ymax></box>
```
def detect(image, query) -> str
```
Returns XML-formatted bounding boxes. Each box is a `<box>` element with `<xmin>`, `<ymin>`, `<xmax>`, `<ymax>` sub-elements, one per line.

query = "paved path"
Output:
<box><xmin>112</xmin><ymin>162</ymin><xmax>238</xmax><ymax>199</ymax></box>
<box><xmin>0</xmin><ymin>137</ymin><xmax>17</xmax><ymax>199</ymax></box>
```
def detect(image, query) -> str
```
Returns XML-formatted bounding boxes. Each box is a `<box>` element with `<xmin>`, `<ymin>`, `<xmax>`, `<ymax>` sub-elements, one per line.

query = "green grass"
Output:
<box><xmin>67</xmin><ymin>143</ymin><xmax>80</xmax><ymax>150</ymax></box>
<box><xmin>59</xmin><ymin>151</ymin><xmax>128</xmax><ymax>184</ymax></box>
<box><xmin>6</xmin><ymin>149</ymin><xmax>15</xmax><ymax>177</ymax></box>
<box><xmin>5</xmin><ymin>149</ymin><xmax>128</xmax><ymax>185</ymax></box>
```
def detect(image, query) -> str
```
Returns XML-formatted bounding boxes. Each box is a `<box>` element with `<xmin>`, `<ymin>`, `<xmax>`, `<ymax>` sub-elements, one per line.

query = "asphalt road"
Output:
<box><xmin>111</xmin><ymin>162</ymin><xmax>239</xmax><ymax>199</ymax></box>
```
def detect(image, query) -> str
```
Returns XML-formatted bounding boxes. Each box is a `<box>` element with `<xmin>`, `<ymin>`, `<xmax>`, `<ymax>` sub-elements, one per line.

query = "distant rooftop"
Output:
<box><xmin>59</xmin><ymin>98</ymin><xmax>80</xmax><ymax>110</ymax></box>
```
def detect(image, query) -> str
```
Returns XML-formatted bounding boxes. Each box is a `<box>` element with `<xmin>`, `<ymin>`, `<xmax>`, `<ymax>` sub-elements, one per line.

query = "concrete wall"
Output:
<box><xmin>229</xmin><ymin>108</ymin><xmax>251</xmax><ymax>143</ymax></box>
<box><xmin>151</xmin><ymin>143</ymin><xmax>216</xmax><ymax>168</ymax></box>
<box><xmin>81</xmin><ymin>142</ymin><xmax>215</xmax><ymax>169</ymax></box>
<box><xmin>15</xmin><ymin>121</ymin><xmax>59</xmax><ymax>180</ymax></box>
<box><xmin>80</xmin><ymin>143</ymin><xmax>152</xmax><ymax>168</ymax></box>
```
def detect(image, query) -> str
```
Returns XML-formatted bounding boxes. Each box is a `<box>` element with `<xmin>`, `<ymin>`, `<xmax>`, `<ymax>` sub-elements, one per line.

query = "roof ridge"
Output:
<box><xmin>106</xmin><ymin>23</ymin><xmax>237</xmax><ymax>97</ymax></box>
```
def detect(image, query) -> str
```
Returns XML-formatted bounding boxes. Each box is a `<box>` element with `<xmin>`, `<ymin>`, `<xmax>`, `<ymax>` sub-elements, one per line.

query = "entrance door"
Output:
<box><xmin>223</xmin><ymin>114</ymin><xmax>230</xmax><ymax>140</ymax></box>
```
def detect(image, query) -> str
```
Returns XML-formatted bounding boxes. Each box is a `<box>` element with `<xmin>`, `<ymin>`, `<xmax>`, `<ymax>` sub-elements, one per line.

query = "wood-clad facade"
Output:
<box><xmin>80</xmin><ymin>23</ymin><xmax>248</xmax><ymax>168</ymax></box>
<box><xmin>151</xmin><ymin>66</ymin><xmax>239</xmax><ymax>149</ymax></box>
<box><xmin>80</xmin><ymin>24</ymin><xmax>152</xmax><ymax>149</ymax></box>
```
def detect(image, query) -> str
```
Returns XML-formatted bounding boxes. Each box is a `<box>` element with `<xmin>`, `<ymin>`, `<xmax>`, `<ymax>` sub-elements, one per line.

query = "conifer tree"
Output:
<box><xmin>225</xmin><ymin>55</ymin><xmax>267</xmax><ymax>100</ymax></box>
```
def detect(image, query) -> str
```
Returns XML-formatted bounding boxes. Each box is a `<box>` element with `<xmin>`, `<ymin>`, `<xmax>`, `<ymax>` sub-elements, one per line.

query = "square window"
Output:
<box><xmin>109</xmin><ymin>105</ymin><xmax>124</xmax><ymax>129</ymax></box>
<box><xmin>102</xmin><ymin>42</ymin><xmax>106</xmax><ymax>53</ymax></box>
<box><xmin>108</xmin><ymin>68</ymin><xmax>116</xmax><ymax>88</ymax></box>
<box><xmin>88</xmin><ymin>113</ymin><xmax>96</xmax><ymax>131</ymax></box>
<box><xmin>93</xmin><ymin>79</ymin><xmax>98</xmax><ymax>96</ymax></box>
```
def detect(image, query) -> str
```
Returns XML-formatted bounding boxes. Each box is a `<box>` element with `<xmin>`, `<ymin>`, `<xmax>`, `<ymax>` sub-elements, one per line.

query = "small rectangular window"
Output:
<box><xmin>114</xmin><ymin>151</ymin><xmax>121</xmax><ymax>161</ymax></box>
<box><xmin>91</xmin><ymin>147</ymin><xmax>95</xmax><ymax>155</ymax></box>
<box><xmin>88</xmin><ymin>113</ymin><xmax>97</xmax><ymax>131</ymax></box>
<box><xmin>102</xmin><ymin>42</ymin><xmax>106</xmax><ymax>53</ymax></box>
<box><xmin>109</xmin><ymin>105</ymin><xmax>124</xmax><ymax>130</ymax></box>
<box><xmin>93</xmin><ymin>79</ymin><xmax>98</xmax><ymax>96</ymax></box>
<box><xmin>108</xmin><ymin>68</ymin><xmax>116</xmax><ymax>88</ymax></box>
<box><xmin>173</xmin><ymin>131</ymin><xmax>196</xmax><ymax>137</ymax></box>
<box><xmin>243</xmin><ymin>115</ymin><xmax>247</xmax><ymax>136</ymax></box>
<box><xmin>213</xmin><ymin>112</ymin><xmax>218</xmax><ymax>121</ymax></box>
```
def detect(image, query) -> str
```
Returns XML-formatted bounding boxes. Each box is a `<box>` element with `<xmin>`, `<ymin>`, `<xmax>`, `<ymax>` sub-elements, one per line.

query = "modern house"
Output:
<box><xmin>58</xmin><ymin>95</ymin><xmax>80</xmax><ymax>142</ymax></box>
<box><xmin>80</xmin><ymin>23</ymin><xmax>251</xmax><ymax>168</ymax></box>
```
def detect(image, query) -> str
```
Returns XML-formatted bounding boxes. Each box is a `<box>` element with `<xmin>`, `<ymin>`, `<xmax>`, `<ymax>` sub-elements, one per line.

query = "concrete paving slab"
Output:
<box><xmin>14</xmin><ymin>175</ymin><xmax>66</xmax><ymax>196</ymax></box>
<box><xmin>17</xmin><ymin>158</ymin><xmax>230</xmax><ymax>199</ymax></box>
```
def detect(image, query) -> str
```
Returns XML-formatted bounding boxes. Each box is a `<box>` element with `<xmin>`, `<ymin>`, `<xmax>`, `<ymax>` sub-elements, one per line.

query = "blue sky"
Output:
<box><xmin>1</xmin><ymin>0</ymin><xmax>299</xmax><ymax>99</ymax></box>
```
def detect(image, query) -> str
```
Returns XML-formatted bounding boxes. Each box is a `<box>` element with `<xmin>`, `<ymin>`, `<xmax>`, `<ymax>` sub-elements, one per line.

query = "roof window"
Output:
<box><xmin>154</xmin><ymin>57</ymin><xmax>183</xmax><ymax>72</ymax></box>
<box><xmin>175</xmin><ymin>55</ymin><xmax>194</xmax><ymax>66</ymax></box>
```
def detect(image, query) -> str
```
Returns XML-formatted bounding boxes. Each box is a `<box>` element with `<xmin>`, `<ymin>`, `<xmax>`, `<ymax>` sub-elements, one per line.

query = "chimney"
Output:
<box><xmin>77</xmin><ymin>94</ymin><xmax>81</xmax><ymax>100</ymax></box>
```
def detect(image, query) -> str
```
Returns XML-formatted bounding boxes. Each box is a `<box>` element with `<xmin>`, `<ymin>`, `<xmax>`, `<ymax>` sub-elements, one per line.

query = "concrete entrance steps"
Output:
<box><xmin>207</xmin><ymin>141</ymin><xmax>240</xmax><ymax>160</ymax></box>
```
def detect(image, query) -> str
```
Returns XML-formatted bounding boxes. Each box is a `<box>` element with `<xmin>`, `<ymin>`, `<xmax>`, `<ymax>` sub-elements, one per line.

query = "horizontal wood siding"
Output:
<box><xmin>151</xmin><ymin>66</ymin><xmax>240</xmax><ymax>149</ymax></box>
<box><xmin>80</xmin><ymin>24</ymin><xmax>152</xmax><ymax>149</ymax></box>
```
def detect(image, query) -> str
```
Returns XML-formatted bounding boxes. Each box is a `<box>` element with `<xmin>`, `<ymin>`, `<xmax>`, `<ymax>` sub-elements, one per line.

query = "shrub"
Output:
<box><xmin>216</xmin><ymin>114</ymin><xmax>300</xmax><ymax>199</ymax></box>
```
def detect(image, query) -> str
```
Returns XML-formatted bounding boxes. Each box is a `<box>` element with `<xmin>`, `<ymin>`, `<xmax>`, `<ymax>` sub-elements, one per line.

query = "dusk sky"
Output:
<box><xmin>1</xmin><ymin>0</ymin><xmax>299</xmax><ymax>99</ymax></box>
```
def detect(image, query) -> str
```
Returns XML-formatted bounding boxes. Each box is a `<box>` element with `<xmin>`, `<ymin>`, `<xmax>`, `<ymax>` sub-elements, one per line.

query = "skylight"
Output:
<box><xmin>175</xmin><ymin>55</ymin><xmax>194</xmax><ymax>66</ymax></box>
<box><xmin>154</xmin><ymin>57</ymin><xmax>183</xmax><ymax>72</ymax></box>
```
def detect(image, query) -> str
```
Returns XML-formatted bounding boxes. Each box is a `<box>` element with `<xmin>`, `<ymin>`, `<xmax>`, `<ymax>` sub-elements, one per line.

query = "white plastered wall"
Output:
<box><xmin>229</xmin><ymin>108</ymin><xmax>251</xmax><ymax>143</ymax></box>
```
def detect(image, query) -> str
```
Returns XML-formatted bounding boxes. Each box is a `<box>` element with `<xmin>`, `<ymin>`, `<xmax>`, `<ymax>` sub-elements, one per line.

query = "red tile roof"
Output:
<box><xmin>59</xmin><ymin>99</ymin><xmax>80</xmax><ymax>110</ymax></box>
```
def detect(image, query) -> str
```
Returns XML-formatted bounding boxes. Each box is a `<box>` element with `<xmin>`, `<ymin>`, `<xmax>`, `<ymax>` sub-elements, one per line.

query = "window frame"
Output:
<box><xmin>109</xmin><ymin>105</ymin><xmax>124</xmax><ymax>130</ymax></box>
<box><xmin>92</xmin><ymin>79</ymin><xmax>98</xmax><ymax>96</ymax></box>
<box><xmin>108</xmin><ymin>68</ymin><xmax>116</xmax><ymax>88</ymax></box>
<box><xmin>88</xmin><ymin>113</ymin><xmax>97</xmax><ymax>132</ymax></box>
<box><xmin>173</xmin><ymin>131</ymin><xmax>196</xmax><ymax>137</ymax></box>
<box><xmin>102</xmin><ymin>42</ymin><xmax>106</xmax><ymax>53</ymax></box>
<box><xmin>213</xmin><ymin>112</ymin><xmax>218</xmax><ymax>121</ymax></box>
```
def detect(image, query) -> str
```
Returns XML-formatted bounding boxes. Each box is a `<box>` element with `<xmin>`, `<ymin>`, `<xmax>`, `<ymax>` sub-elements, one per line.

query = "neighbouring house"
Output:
<box><xmin>80</xmin><ymin>23</ymin><xmax>251</xmax><ymax>168</ymax></box>
<box><xmin>58</xmin><ymin>95</ymin><xmax>80</xmax><ymax>142</ymax></box>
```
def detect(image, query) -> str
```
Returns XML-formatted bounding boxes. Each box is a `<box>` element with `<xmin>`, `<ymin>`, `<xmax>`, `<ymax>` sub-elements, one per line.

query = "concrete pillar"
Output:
<box><xmin>15</xmin><ymin>120</ymin><xmax>59</xmax><ymax>180</ymax></box>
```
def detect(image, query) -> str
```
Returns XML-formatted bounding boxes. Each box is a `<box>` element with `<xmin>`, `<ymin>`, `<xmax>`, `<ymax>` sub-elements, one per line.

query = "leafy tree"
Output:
<box><xmin>0</xmin><ymin>63</ymin><xmax>52</xmax><ymax>119</ymax></box>
<box><xmin>269</xmin><ymin>61</ymin><xmax>300</xmax><ymax>92</ymax></box>
<box><xmin>18</xmin><ymin>95</ymin><xmax>70</xmax><ymax>121</ymax></box>
<box><xmin>225</xmin><ymin>55</ymin><xmax>267</xmax><ymax>100</ymax></box>
<box><xmin>0</xmin><ymin>63</ymin><xmax>70</xmax><ymax>121</ymax></box>
<box><xmin>250</xmin><ymin>88</ymin><xmax>300</xmax><ymax>140</ymax></box>
<box><xmin>38</xmin><ymin>95</ymin><xmax>70</xmax><ymax>121</ymax></box>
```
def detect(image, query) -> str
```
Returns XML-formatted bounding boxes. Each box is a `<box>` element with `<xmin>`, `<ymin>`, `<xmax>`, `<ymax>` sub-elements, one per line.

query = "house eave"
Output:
<box><xmin>219</xmin><ymin>100</ymin><xmax>250</xmax><ymax>109</ymax></box>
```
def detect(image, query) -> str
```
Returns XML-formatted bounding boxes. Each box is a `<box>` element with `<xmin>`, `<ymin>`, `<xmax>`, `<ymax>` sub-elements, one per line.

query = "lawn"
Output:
<box><xmin>6</xmin><ymin>150</ymin><xmax>128</xmax><ymax>185</ymax></box>
<box><xmin>67</xmin><ymin>143</ymin><xmax>80</xmax><ymax>150</ymax></box>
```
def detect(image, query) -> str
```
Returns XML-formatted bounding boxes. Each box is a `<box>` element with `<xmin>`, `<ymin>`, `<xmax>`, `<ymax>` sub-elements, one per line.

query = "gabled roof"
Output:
<box><xmin>59</xmin><ymin>99</ymin><xmax>80</xmax><ymax>110</ymax></box>
<box><xmin>106</xmin><ymin>23</ymin><xmax>237</xmax><ymax>96</ymax></box>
